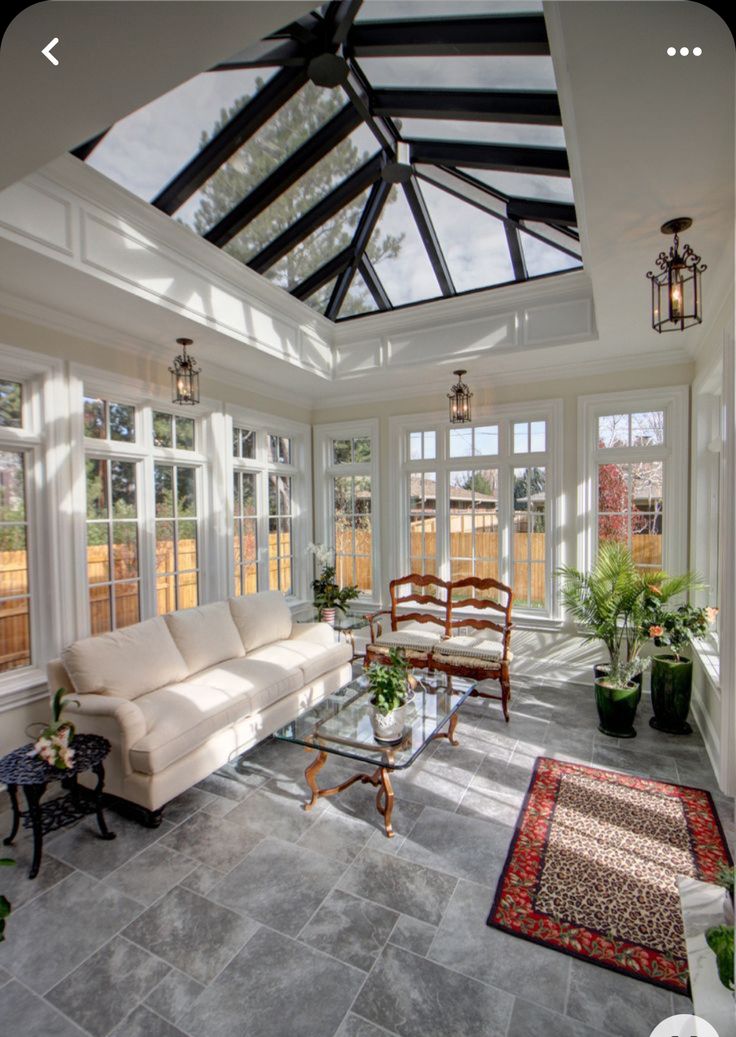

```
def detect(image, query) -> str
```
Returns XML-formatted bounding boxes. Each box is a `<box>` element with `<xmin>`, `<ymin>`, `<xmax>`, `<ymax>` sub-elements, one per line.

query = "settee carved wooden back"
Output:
<box><xmin>446</xmin><ymin>576</ymin><xmax>513</xmax><ymax>656</ymax></box>
<box><xmin>388</xmin><ymin>573</ymin><xmax>450</xmax><ymax>634</ymax></box>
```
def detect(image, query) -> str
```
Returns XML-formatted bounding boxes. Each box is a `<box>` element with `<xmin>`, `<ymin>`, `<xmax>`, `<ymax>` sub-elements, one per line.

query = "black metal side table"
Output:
<box><xmin>0</xmin><ymin>733</ymin><xmax>116</xmax><ymax>879</ymax></box>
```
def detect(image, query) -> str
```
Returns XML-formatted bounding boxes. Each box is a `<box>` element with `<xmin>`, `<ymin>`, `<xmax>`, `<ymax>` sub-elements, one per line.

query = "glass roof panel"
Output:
<box><xmin>366</xmin><ymin>185</ymin><xmax>442</xmax><ymax>307</ymax></box>
<box><xmin>420</xmin><ymin>181</ymin><xmax>514</xmax><ymax>291</ymax></box>
<box><xmin>86</xmin><ymin>68</ymin><xmax>278</xmax><ymax>203</ymax></box>
<box><xmin>174</xmin><ymin>82</ymin><xmax>350</xmax><ymax>234</ymax></box>
<box><xmin>399</xmin><ymin>118</ymin><xmax>565</xmax><ymax>149</ymax></box>
<box><xmin>266</xmin><ymin>189</ymin><xmax>371</xmax><ymax>291</ymax></box>
<box><xmin>304</xmin><ymin>278</ymin><xmax>338</xmax><ymax>315</ymax></box>
<box><xmin>461</xmin><ymin>168</ymin><xmax>574</xmax><ymax>204</ymax></box>
<box><xmin>519</xmin><ymin>230</ymin><xmax>582</xmax><ymax>277</ymax></box>
<box><xmin>358</xmin><ymin>55</ymin><xmax>556</xmax><ymax>91</ymax></box>
<box><xmin>223</xmin><ymin>125</ymin><xmax>379</xmax><ymax>265</ymax></box>
<box><xmin>339</xmin><ymin>272</ymin><xmax>379</xmax><ymax>318</ymax></box>
<box><xmin>356</xmin><ymin>1</ymin><xmax>543</xmax><ymax>19</ymax></box>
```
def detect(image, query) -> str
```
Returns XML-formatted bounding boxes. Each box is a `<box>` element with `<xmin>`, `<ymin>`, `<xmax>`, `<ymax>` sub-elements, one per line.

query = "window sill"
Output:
<box><xmin>0</xmin><ymin>669</ymin><xmax>49</xmax><ymax>713</ymax></box>
<box><xmin>691</xmin><ymin>637</ymin><xmax>720</xmax><ymax>692</ymax></box>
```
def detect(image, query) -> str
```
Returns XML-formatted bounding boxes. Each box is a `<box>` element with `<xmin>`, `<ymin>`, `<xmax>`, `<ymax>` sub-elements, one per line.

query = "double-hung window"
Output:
<box><xmin>314</xmin><ymin>422</ymin><xmax>379</xmax><ymax>602</ymax></box>
<box><xmin>395</xmin><ymin>404</ymin><xmax>560</xmax><ymax>616</ymax></box>
<box><xmin>152</xmin><ymin>410</ymin><xmax>200</xmax><ymax>614</ymax></box>
<box><xmin>230</xmin><ymin>419</ymin><xmax>306</xmax><ymax>598</ymax></box>
<box><xmin>579</xmin><ymin>388</ymin><xmax>688</xmax><ymax>575</ymax></box>
<box><xmin>0</xmin><ymin>379</ymin><xmax>33</xmax><ymax>671</ymax></box>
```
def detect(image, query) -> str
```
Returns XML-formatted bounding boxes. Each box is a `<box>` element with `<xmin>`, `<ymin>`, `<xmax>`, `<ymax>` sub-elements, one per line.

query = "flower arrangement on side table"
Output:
<box><xmin>308</xmin><ymin>542</ymin><xmax>359</xmax><ymax>624</ymax></box>
<box><xmin>28</xmin><ymin>687</ymin><xmax>79</xmax><ymax>769</ymax></box>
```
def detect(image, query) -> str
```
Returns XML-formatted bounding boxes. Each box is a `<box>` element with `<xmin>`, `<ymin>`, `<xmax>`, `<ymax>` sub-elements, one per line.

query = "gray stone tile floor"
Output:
<box><xmin>0</xmin><ymin>676</ymin><xmax>733</xmax><ymax>1037</ymax></box>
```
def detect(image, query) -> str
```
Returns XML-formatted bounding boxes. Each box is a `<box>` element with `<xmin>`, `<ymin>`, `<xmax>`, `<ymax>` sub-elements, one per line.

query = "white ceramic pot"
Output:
<box><xmin>369</xmin><ymin>704</ymin><xmax>407</xmax><ymax>743</ymax></box>
<box><xmin>321</xmin><ymin>607</ymin><xmax>336</xmax><ymax>626</ymax></box>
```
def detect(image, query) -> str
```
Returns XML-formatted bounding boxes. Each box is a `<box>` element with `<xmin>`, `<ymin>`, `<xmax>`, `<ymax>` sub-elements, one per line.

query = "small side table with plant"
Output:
<box><xmin>0</xmin><ymin>688</ymin><xmax>116</xmax><ymax>879</ymax></box>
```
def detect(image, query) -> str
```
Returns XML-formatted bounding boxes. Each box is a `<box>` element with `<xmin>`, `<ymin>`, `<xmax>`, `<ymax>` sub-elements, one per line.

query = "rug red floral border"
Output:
<box><xmin>487</xmin><ymin>757</ymin><xmax>732</xmax><ymax>994</ymax></box>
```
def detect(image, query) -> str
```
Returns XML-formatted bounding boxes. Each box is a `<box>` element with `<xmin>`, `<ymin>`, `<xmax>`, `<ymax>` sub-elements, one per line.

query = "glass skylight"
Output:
<box><xmin>73</xmin><ymin>0</ymin><xmax>581</xmax><ymax>321</ymax></box>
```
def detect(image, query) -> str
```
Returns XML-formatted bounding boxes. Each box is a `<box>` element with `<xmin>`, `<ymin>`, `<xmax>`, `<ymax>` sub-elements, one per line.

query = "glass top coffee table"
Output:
<box><xmin>274</xmin><ymin>671</ymin><xmax>475</xmax><ymax>838</ymax></box>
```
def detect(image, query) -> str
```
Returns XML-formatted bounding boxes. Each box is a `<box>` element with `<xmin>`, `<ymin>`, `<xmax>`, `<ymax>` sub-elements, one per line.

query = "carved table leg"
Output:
<box><xmin>304</xmin><ymin>751</ymin><xmax>329</xmax><ymax>811</ymax></box>
<box><xmin>432</xmin><ymin>710</ymin><xmax>460</xmax><ymax>747</ymax></box>
<box><xmin>375</xmin><ymin>768</ymin><xmax>395</xmax><ymax>838</ymax></box>
<box><xmin>23</xmin><ymin>783</ymin><xmax>46</xmax><ymax>880</ymax></box>
<box><xmin>92</xmin><ymin>763</ymin><xmax>116</xmax><ymax>841</ymax></box>
<box><xmin>4</xmin><ymin>784</ymin><xmax>20</xmax><ymax>846</ymax></box>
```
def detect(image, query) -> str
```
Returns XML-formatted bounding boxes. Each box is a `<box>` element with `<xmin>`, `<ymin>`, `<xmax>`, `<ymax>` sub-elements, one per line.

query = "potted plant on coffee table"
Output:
<box><xmin>647</xmin><ymin>602</ymin><xmax>717</xmax><ymax>734</ymax></box>
<box><xmin>308</xmin><ymin>542</ymin><xmax>359</xmax><ymax>625</ymax></box>
<box><xmin>366</xmin><ymin>648</ymin><xmax>415</xmax><ymax>744</ymax></box>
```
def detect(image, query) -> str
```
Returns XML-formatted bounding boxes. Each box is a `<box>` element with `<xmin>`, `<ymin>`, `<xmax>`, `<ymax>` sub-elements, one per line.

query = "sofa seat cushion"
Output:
<box><xmin>62</xmin><ymin>616</ymin><xmax>189</xmax><ymax>700</ymax></box>
<box><xmin>373</xmin><ymin>627</ymin><xmax>443</xmax><ymax>653</ymax></box>
<box><xmin>432</xmin><ymin>633</ymin><xmax>512</xmax><ymax>663</ymax></box>
<box><xmin>129</xmin><ymin>660</ymin><xmax>302</xmax><ymax>775</ymax></box>
<box><xmin>249</xmin><ymin>638</ymin><xmax>351</xmax><ymax>686</ymax></box>
<box><xmin>164</xmin><ymin>602</ymin><xmax>244</xmax><ymax>674</ymax></box>
<box><xmin>229</xmin><ymin>591</ymin><xmax>292</xmax><ymax>652</ymax></box>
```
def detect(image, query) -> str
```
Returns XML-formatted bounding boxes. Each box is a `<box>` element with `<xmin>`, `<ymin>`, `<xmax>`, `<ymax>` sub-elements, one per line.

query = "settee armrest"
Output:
<box><xmin>365</xmin><ymin>610</ymin><xmax>391</xmax><ymax>642</ymax></box>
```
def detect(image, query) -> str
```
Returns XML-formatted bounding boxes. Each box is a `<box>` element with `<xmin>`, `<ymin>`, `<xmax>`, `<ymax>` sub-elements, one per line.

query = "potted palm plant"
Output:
<box><xmin>647</xmin><ymin>602</ymin><xmax>717</xmax><ymax>733</ymax></box>
<box><xmin>558</xmin><ymin>543</ymin><xmax>648</xmax><ymax>737</ymax></box>
<box><xmin>366</xmin><ymin>648</ymin><xmax>415</xmax><ymax>743</ymax></box>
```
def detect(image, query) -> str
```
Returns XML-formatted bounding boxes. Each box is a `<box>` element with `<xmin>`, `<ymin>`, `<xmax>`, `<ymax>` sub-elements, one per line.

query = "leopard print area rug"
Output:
<box><xmin>488</xmin><ymin>757</ymin><xmax>732</xmax><ymax>993</ymax></box>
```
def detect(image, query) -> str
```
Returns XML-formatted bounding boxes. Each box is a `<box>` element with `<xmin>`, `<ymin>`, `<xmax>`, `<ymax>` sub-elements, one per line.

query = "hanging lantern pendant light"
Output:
<box><xmin>448</xmin><ymin>369</ymin><xmax>472</xmax><ymax>424</ymax></box>
<box><xmin>170</xmin><ymin>337</ymin><xmax>201</xmax><ymax>405</ymax></box>
<box><xmin>646</xmin><ymin>218</ymin><xmax>706</xmax><ymax>333</ymax></box>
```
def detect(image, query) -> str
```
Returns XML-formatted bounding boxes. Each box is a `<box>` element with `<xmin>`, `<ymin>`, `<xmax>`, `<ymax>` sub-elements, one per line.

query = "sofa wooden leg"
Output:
<box><xmin>88</xmin><ymin>790</ymin><xmax>164</xmax><ymax>828</ymax></box>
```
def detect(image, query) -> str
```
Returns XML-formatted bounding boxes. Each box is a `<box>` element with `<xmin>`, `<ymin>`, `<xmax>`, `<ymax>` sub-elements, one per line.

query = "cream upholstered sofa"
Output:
<box><xmin>47</xmin><ymin>591</ymin><xmax>352</xmax><ymax>823</ymax></box>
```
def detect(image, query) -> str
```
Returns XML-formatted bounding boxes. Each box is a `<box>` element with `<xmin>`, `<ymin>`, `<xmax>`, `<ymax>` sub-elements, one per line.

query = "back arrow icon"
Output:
<box><xmin>42</xmin><ymin>38</ymin><xmax>59</xmax><ymax>65</ymax></box>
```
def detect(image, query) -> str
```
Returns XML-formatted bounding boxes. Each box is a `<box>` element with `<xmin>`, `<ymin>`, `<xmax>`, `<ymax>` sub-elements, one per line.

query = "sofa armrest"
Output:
<box><xmin>289</xmin><ymin>622</ymin><xmax>335</xmax><ymax>649</ymax></box>
<box><xmin>64</xmin><ymin>693</ymin><xmax>147</xmax><ymax>778</ymax></box>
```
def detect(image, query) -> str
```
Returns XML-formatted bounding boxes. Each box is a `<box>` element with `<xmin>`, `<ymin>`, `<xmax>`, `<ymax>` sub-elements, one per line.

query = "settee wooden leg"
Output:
<box><xmin>500</xmin><ymin>670</ymin><xmax>511</xmax><ymax>722</ymax></box>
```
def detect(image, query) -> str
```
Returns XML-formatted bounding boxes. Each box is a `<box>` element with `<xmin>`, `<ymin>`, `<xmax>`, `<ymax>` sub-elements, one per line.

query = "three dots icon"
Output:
<box><xmin>667</xmin><ymin>46</ymin><xmax>702</xmax><ymax>56</ymax></box>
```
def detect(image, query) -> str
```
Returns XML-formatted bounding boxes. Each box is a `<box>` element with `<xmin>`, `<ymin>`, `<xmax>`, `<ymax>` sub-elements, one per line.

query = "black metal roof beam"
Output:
<box><xmin>505</xmin><ymin>223</ymin><xmax>527</xmax><ymax>281</ymax></box>
<box><xmin>211</xmin><ymin>39</ymin><xmax>306</xmax><ymax>70</ymax></box>
<box><xmin>506</xmin><ymin>196</ymin><xmax>577</xmax><ymax>225</ymax></box>
<box><xmin>153</xmin><ymin>66</ymin><xmax>307</xmax><ymax>216</ymax></box>
<box><xmin>205</xmin><ymin>104</ymin><xmax>363</xmax><ymax>248</ymax></box>
<box><xmin>72</xmin><ymin>129</ymin><xmax>109</xmax><ymax>161</ymax></box>
<box><xmin>358</xmin><ymin>256</ymin><xmax>391</xmax><ymax>311</ymax></box>
<box><xmin>326</xmin><ymin>178</ymin><xmax>392</xmax><ymax>319</ymax></box>
<box><xmin>292</xmin><ymin>246</ymin><xmax>353</xmax><ymax>301</ymax></box>
<box><xmin>373</xmin><ymin>88</ymin><xmax>561</xmax><ymax>125</ymax></box>
<box><xmin>403</xmin><ymin>178</ymin><xmax>454</xmax><ymax>296</ymax></box>
<box><xmin>270</xmin><ymin>12</ymin><xmax>324</xmax><ymax>46</ymax></box>
<box><xmin>410</xmin><ymin>140</ymin><xmax>569</xmax><ymax>176</ymax></box>
<box><xmin>347</xmin><ymin>15</ymin><xmax>549</xmax><ymax>57</ymax></box>
<box><xmin>344</xmin><ymin>59</ymin><xmax>398</xmax><ymax>151</ymax></box>
<box><xmin>248</xmin><ymin>153</ymin><xmax>382</xmax><ymax>274</ymax></box>
<box><xmin>326</xmin><ymin>0</ymin><xmax>363</xmax><ymax>46</ymax></box>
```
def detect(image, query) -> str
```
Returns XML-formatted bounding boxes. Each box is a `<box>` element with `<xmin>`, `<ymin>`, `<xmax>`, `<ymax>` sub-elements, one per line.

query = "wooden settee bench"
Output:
<box><xmin>365</xmin><ymin>574</ymin><xmax>513</xmax><ymax>721</ymax></box>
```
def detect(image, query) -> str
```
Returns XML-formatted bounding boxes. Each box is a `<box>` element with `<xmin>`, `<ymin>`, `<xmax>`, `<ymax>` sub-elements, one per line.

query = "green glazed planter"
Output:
<box><xmin>594</xmin><ymin>664</ymin><xmax>642</xmax><ymax>707</ymax></box>
<box><xmin>594</xmin><ymin>678</ymin><xmax>638</xmax><ymax>738</ymax></box>
<box><xmin>649</xmin><ymin>654</ymin><xmax>693</xmax><ymax>734</ymax></box>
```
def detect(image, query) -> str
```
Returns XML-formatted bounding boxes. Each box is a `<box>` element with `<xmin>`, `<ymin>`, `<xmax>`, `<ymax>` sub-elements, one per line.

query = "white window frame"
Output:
<box><xmin>0</xmin><ymin>345</ymin><xmax>71</xmax><ymax>702</ymax></box>
<box><xmin>692</xmin><ymin>361</ymin><xmax>723</xmax><ymax>645</ymax></box>
<box><xmin>577</xmin><ymin>386</ymin><xmax>689</xmax><ymax>576</ymax></box>
<box><xmin>314</xmin><ymin>419</ymin><xmax>381</xmax><ymax>609</ymax></box>
<box><xmin>388</xmin><ymin>401</ymin><xmax>562</xmax><ymax>623</ymax></box>
<box><xmin>225</xmin><ymin>405</ymin><xmax>311</xmax><ymax>604</ymax></box>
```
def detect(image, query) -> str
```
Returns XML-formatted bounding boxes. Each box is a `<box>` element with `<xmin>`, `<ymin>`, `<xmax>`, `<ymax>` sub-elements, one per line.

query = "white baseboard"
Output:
<box><xmin>690</xmin><ymin>686</ymin><xmax>722</xmax><ymax>787</ymax></box>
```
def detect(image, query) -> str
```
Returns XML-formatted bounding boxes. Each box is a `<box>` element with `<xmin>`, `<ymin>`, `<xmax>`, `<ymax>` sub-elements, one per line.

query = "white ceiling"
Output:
<box><xmin>0</xmin><ymin>1</ymin><xmax>732</xmax><ymax>405</ymax></box>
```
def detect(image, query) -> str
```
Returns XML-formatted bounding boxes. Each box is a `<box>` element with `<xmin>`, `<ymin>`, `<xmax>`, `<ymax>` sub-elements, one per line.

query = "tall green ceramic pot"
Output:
<box><xmin>649</xmin><ymin>654</ymin><xmax>693</xmax><ymax>734</ymax></box>
<box><xmin>594</xmin><ymin>677</ymin><xmax>638</xmax><ymax>738</ymax></box>
<box><xmin>594</xmin><ymin>664</ymin><xmax>642</xmax><ymax>707</ymax></box>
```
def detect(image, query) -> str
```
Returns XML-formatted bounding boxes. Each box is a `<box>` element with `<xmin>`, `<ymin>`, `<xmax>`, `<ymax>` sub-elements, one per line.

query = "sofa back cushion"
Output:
<box><xmin>164</xmin><ymin>601</ymin><xmax>244</xmax><ymax>674</ymax></box>
<box><xmin>229</xmin><ymin>591</ymin><xmax>292</xmax><ymax>652</ymax></box>
<box><xmin>62</xmin><ymin>616</ymin><xmax>188</xmax><ymax>700</ymax></box>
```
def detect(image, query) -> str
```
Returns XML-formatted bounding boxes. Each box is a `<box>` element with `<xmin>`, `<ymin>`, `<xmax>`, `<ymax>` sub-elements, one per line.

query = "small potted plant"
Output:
<box><xmin>366</xmin><ymin>648</ymin><xmax>415</xmax><ymax>743</ymax></box>
<box><xmin>647</xmin><ymin>603</ymin><xmax>717</xmax><ymax>733</ymax></box>
<box><xmin>308</xmin><ymin>542</ymin><xmax>359</xmax><ymax>625</ymax></box>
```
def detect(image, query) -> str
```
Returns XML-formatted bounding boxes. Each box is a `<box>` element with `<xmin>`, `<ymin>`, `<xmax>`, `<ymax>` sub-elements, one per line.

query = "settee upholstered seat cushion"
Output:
<box><xmin>229</xmin><ymin>590</ymin><xmax>292</xmax><ymax>652</ymax></box>
<box><xmin>130</xmin><ymin>660</ymin><xmax>302</xmax><ymax>774</ymax></box>
<box><xmin>432</xmin><ymin>633</ymin><xmax>512</xmax><ymax>663</ymax></box>
<box><xmin>372</xmin><ymin>627</ymin><xmax>443</xmax><ymax>652</ymax></box>
<box><xmin>249</xmin><ymin>636</ymin><xmax>351</xmax><ymax>686</ymax></box>
<box><xmin>164</xmin><ymin>601</ymin><xmax>244</xmax><ymax>674</ymax></box>
<box><xmin>62</xmin><ymin>616</ymin><xmax>189</xmax><ymax>700</ymax></box>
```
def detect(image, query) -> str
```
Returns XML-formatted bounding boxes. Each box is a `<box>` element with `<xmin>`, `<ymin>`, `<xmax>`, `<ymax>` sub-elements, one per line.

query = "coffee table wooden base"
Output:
<box><xmin>304</xmin><ymin>750</ymin><xmax>396</xmax><ymax>838</ymax></box>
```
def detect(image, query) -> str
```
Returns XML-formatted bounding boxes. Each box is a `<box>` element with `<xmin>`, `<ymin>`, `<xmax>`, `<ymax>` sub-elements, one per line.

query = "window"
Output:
<box><xmin>155</xmin><ymin>463</ymin><xmax>199</xmax><ymax>613</ymax></box>
<box><xmin>692</xmin><ymin>372</ymin><xmax>723</xmax><ymax>637</ymax></box>
<box><xmin>315</xmin><ymin>422</ymin><xmax>380</xmax><ymax>602</ymax></box>
<box><xmin>579</xmin><ymin>389</ymin><xmax>688</xmax><ymax>578</ymax></box>
<box><xmin>86</xmin><ymin>459</ymin><xmax>140</xmax><ymax>633</ymax></box>
<box><xmin>84</xmin><ymin>396</ymin><xmax>136</xmax><ymax>442</ymax></box>
<box><xmin>231</xmin><ymin>421</ymin><xmax>306</xmax><ymax>598</ymax></box>
<box><xmin>0</xmin><ymin>449</ymin><xmax>30</xmax><ymax>672</ymax></box>
<box><xmin>396</xmin><ymin>406</ymin><xmax>559</xmax><ymax>615</ymax></box>
<box><xmin>153</xmin><ymin>410</ymin><xmax>195</xmax><ymax>450</ymax></box>
<box><xmin>0</xmin><ymin>381</ymin><xmax>22</xmax><ymax>428</ymax></box>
